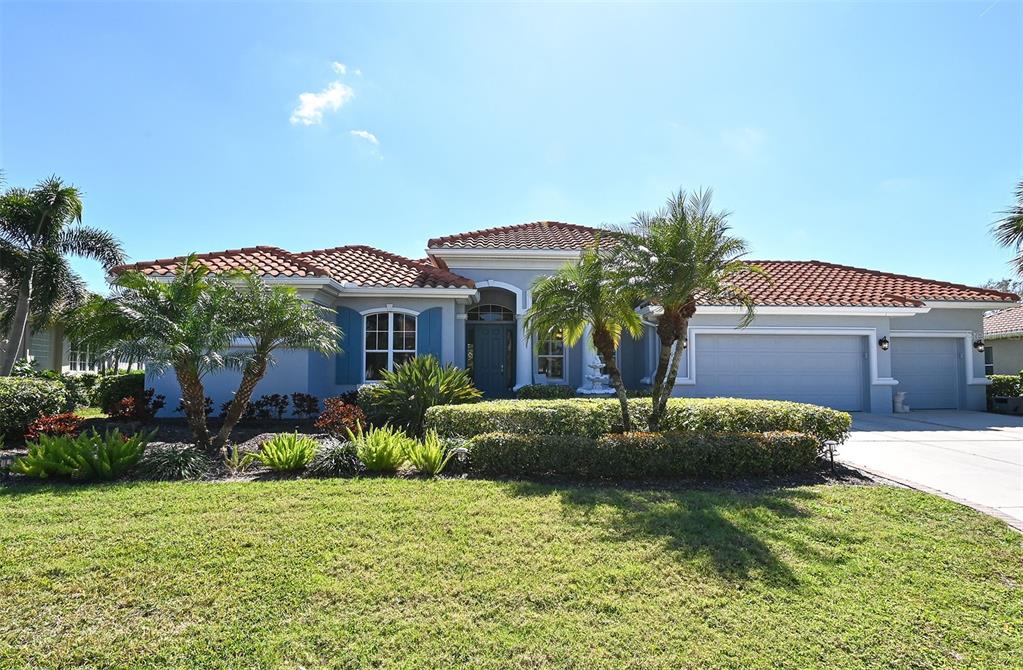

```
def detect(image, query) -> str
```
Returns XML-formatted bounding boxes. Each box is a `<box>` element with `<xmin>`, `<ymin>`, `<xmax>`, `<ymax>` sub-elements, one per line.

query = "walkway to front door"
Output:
<box><xmin>469</xmin><ymin>323</ymin><xmax>514</xmax><ymax>397</ymax></box>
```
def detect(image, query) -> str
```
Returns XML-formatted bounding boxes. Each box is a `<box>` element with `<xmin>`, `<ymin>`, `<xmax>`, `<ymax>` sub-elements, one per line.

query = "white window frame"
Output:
<box><xmin>361</xmin><ymin>309</ymin><xmax>418</xmax><ymax>382</ymax></box>
<box><xmin>536</xmin><ymin>329</ymin><xmax>566</xmax><ymax>381</ymax></box>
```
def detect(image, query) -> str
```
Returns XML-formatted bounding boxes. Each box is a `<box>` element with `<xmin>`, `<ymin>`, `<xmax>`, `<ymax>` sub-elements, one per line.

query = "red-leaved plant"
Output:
<box><xmin>110</xmin><ymin>389</ymin><xmax>166</xmax><ymax>422</ymax></box>
<box><xmin>24</xmin><ymin>413</ymin><xmax>83</xmax><ymax>442</ymax></box>
<box><xmin>313</xmin><ymin>397</ymin><xmax>367</xmax><ymax>438</ymax></box>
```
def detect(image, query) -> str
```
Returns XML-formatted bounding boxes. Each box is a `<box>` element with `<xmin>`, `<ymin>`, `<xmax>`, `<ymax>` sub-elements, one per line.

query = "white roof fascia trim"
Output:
<box><xmin>923</xmin><ymin>300</ymin><xmax>1020</xmax><ymax>309</ymax></box>
<box><xmin>984</xmin><ymin>331</ymin><xmax>1023</xmax><ymax>341</ymax></box>
<box><xmin>337</xmin><ymin>286</ymin><xmax>478</xmax><ymax>299</ymax></box>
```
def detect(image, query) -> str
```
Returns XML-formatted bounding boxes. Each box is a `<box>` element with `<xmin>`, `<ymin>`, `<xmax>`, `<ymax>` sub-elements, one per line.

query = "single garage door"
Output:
<box><xmin>891</xmin><ymin>337</ymin><xmax>960</xmax><ymax>409</ymax></box>
<box><xmin>692</xmin><ymin>334</ymin><xmax>868</xmax><ymax>411</ymax></box>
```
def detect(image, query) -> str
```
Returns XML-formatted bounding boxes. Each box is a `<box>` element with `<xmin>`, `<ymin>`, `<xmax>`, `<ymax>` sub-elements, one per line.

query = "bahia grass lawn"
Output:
<box><xmin>1</xmin><ymin>479</ymin><xmax>1021</xmax><ymax>669</ymax></box>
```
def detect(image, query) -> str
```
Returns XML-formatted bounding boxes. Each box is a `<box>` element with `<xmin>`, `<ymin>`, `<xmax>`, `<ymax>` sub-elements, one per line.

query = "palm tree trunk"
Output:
<box><xmin>593</xmin><ymin>329</ymin><xmax>631</xmax><ymax>432</ymax></box>
<box><xmin>0</xmin><ymin>274</ymin><xmax>33</xmax><ymax>376</ymax></box>
<box><xmin>174</xmin><ymin>365</ymin><xmax>211</xmax><ymax>449</ymax></box>
<box><xmin>213</xmin><ymin>357</ymin><xmax>268</xmax><ymax>453</ymax></box>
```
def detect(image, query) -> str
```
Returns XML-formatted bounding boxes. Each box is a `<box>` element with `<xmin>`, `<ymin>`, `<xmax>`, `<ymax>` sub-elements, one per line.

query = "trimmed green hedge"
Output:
<box><xmin>0</xmin><ymin>377</ymin><xmax>68</xmax><ymax>440</ymax></box>
<box><xmin>95</xmin><ymin>372</ymin><xmax>146</xmax><ymax>413</ymax></box>
<box><xmin>516</xmin><ymin>384</ymin><xmax>575</xmax><ymax>400</ymax></box>
<box><xmin>467</xmin><ymin>430</ymin><xmax>820</xmax><ymax>479</ymax></box>
<box><xmin>988</xmin><ymin>374</ymin><xmax>1023</xmax><ymax>397</ymax></box>
<box><xmin>426</xmin><ymin>397</ymin><xmax>851</xmax><ymax>445</ymax></box>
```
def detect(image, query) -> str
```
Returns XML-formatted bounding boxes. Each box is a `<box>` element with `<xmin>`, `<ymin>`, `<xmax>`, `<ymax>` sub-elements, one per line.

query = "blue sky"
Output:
<box><xmin>2</xmin><ymin>1</ymin><xmax>1021</xmax><ymax>292</ymax></box>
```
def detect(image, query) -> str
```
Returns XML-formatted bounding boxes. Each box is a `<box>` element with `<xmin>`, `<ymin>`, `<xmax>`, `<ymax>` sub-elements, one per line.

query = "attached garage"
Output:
<box><xmin>891</xmin><ymin>337</ymin><xmax>961</xmax><ymax>409</ymax></box>
<box><xmin>689</xmin><ymin>334</ymin><xmax>869</xmax><ymax>411</ymax></box>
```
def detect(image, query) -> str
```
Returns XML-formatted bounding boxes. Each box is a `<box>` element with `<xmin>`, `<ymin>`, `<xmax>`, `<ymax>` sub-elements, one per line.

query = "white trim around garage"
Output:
<box><xmin>889</xmin><ymin>330</ymin><xmax>989</xmax><ymax>385</ymax></box>
<box><xmin>671</xmin><ymin>326</ymin><xmax>898</xmax><ymax>387</ymax></box>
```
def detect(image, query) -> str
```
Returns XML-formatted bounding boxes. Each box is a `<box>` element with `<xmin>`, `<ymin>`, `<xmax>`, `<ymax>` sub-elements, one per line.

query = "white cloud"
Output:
<box><xmin>349</xmin><ymin>129</ymin><xmax>379</xmax><ymax>145</ymax></box>
<box><xmin>289</xmin><ymin>81</ymin><xmax>354</xmax><ymax>126</ymax></box>
<box><xmin>721</xmin><ymin>127</ymin><xmax>767</xmax><ymax>157</ymax></box>
<box><xmin>331</xmin><ymin>61</ymin><xmax>347</xmax><ymax>75</ymax></box>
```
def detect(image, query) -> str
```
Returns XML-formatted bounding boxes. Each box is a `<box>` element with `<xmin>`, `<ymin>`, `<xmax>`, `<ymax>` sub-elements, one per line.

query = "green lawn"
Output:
<box><xmin>1</xmin><ymin>479</ymin><xmax>1020</xmax><ymax>669</ymax></box>
<box><xmin>72</xmin><ymin>406</ymin><xmax>108</xmax><ymax>420</ymax></box>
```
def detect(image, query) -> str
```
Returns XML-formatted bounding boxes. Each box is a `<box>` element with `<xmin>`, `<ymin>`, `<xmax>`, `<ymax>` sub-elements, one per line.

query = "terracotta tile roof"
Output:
<box><xmin>115</xmin><ymin>245</ymin><xmax>474</xmax><ymax>289</ymax></box>
<box><xmin>295</xmin><ymin>246</ymin><xmax>474</xmax><ymax>288</ymax></box>
<box><xmin>112</xmin><ymin>246</ymin><xmax>327</xmax><ymax>278</ymax></box>
<box><xmin>707</xmin><ymin>260</ymin><xmax>1019</xmax><ymax>308</ymax></box>
<box><xmin>428</xmin><ymin>221</ymin><xmax>619</xmax><ymax>250</ymax></box>
<box><xmin>984</xmin><ymin>305</ymin><xmax>1023</xmax><ymax>338</ymax></box>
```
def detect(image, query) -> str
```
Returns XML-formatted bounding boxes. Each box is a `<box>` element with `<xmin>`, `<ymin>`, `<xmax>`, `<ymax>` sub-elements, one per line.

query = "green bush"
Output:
<box><xmin>426</xmin><ymin>397</ymin><xmax>851</xmax><ymax>445</ymax></box>
<box><xmin>345</xmin><ymin>423</ymin><xmax>411</xmax><ymax>473</ymax></box>
<box><xmin>60</xmin><ymin>373</ymin><xmax>100</xmax><ymax>408</ymax></box>
<box><xmin>248</xmin><ymin>433</ymin><xmax>318</xmax><ymax>472</ymax></box>
<box><xmin>136</xmin><ymin>443</ymin><xmax>213</xmax><ymax>481</ymax></box>
<box><xmin>95</xmin><ymin>371</ymin><xmax>145</xmax><ymax>413</ymax></box>
<box><xmin>0</xmin><ymin>377</ymin><xmax>68</xmax><ymax>440</ymax></box>
<box><xmin>988</xmin><ymin>374</ymin><xmax>1023</xmax><ymax>397</ymax></box>
<box><xmin>362</xmin><ymin>356</ymin><xmax>482</xmax><ymax>436</ymax></box>
<box><xmin>11</xmin><ymin>429</ymin><xmax>150</xmax><ymax>481</ymax></box>
<box><xmin>516</xmin><ymin>384</ymin><xmax>575</xmax><ymax>400</ymax></box>
<box><xmin>403</xmin><ymin>430</ymin><xmax>455</xmax><ymax>476</ymax></box>
<box><xmin>307</xmin><ymin>439</ymin><xmax>362</xmax><ymax>477</ymax></box>
<box><xmin>467</xmin><ymin>430</ymin><xmax>820</xmax><ymax>479</ymax></box>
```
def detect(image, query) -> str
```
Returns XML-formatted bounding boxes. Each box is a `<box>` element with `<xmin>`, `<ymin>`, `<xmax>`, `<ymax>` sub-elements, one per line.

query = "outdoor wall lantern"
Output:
<box><xmin>973</xmin><ymin>339</ymin><xmax>985</xmax><ymax>353</ymax></box>
<box><xmin>878</xmin><ymin>336</ymin><xmax>890</xmax><ymax>351</ymax></box>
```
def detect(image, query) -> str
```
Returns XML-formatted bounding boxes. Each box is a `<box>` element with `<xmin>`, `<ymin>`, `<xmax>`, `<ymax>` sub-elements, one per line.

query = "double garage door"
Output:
<box><xmin>692</xmin><ymin>334</ymin><xmax>868</xmax><ymax>411</ymax></box>
<box><xmin>691</xmin><ymin>333</ymin><xmax>962</xmax><ymax>412</ymax></box>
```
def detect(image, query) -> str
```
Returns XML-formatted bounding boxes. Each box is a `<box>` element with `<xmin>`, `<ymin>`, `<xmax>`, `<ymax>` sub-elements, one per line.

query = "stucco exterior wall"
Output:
<box><xmin>990</xmin><ymin>338</ymin><xmax>1023</xmax><ymax>375</ymax></box>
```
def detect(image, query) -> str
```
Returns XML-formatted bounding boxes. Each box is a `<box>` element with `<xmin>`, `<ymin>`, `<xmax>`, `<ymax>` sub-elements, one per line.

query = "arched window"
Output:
<box><xmin>467</xmin><ymin>304</ymin><xmax>514</xmax><ymax>322</ymax></box>
<box><xmin>364</xmin><ymin>311</ymin><xmax>417</xmax><ymax>381</ymax></box>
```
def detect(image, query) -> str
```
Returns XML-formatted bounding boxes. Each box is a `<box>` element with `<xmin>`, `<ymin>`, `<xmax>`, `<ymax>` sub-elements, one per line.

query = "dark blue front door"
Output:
<box><xmin>470</xmin><ymin>324</ymin><xmax>513</xmax><ymax>397</ymax></box>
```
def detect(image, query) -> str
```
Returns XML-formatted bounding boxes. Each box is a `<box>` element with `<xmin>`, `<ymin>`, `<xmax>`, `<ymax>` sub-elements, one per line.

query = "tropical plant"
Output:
<box><xmin>23</xmin><ymin>412</ymin><xmax>82</xmax><ymax>441</ymax></box>
<box><xmin>66</xmin><ymin>258</ymin><xmax>240</xmax><ymax>449</ymax></box>
<box><xmin>11</xmin><ymin>428</ymin><xmax>151</xmax><ymax>480</ymax></box>
<box><xmin>253</xmin><ymin>394</ymin><xmax>289</xmax><ymax>420</ymax></box>
<box><xmin>291</xmin><ymin>392</ymin><xmax>320</xmax><ymax>419</ymax></box>
<box><xmin>136</xmin><ymin>443</ymin><xmax>213</xmax><ymax>481</ymax></box>
<box><xmin>314</xmin><ymin>397</ymin><xmax>367</xmax><ymax>437</ymax></box>
<box><xmin>0</xmin><ymin>176</ymin><xmax>125</xmax><ymax>375</ymax></box>
<box><xmin>344</xmin><ymin>423</ymin><xmax>411</xmax><ymax>473</ymax></box>
<box><xmin>212</xmin><ymin>274</ymin><xmax>340</xmax><ymax>451</ymax></box>
<box><xmin>614</xmin><ymin>189</ymin><xmax>760</xmax><ymax>430</ymax></box>
<box><xmin>0</xmin><ymin>376</ymin><xmax>68</xmax><ymax>439</ymax></box>
<box><xmin>993</xmin><ymin>180</ymin><xmax>1023</xmax><ymax>275</ymax></box>
<box><xmin>363</xmin><ymin>355</ymin><xmax>481</xmax><ymax>436</ymax></box>
<box><xmin>109</xmin><ymin>388</ymin><xmax>165</xmax><ymax>422</ymax></box>
<box><xmin>307</xmin><ymin>438</ymin><xmax>362</xmax><ymax>477</ymax></box>
<box><xmin>403</xmin><ymin>429</ymin><xmax>455</xmax><ymax>476</ymax></box>
<box><xmin>526</xmin><ymin>246</ymin><xmax>644</xmax><ymax>430</ymax></box>
<box><xmin>224</xmin><ymin>443</ymin><xmax>249</xmax><ymax>474</ymax></box>
<box><xmin>248</xmin><ymin>433</ymin><xmax>318</xmax><ymax>472</ymax></box>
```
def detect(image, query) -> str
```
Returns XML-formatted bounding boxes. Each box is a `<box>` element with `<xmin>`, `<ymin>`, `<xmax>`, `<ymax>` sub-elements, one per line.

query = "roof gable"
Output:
<box><xmin>428</xmin><ymin>221</ymin><xmax>618</xmax><ymax>251</ymax></box>
<box><xmin>296</xmin><ymin>246</ymin><xmax>474</xmax><ymax>288</ymax></box>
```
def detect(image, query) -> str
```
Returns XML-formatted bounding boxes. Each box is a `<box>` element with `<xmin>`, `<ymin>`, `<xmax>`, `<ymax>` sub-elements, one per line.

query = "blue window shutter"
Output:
<box><xmin>335</xmin><ymin>306</ymin><xmax>363</xmax><ymax>384</ymax></box>
<box><xmin>417</xmin><ymin>307</ymin><xmax>443</xmax><ymax>361</ymax></box>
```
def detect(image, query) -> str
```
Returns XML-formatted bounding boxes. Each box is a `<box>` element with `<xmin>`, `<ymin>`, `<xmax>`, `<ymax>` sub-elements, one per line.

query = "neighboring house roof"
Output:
<box><xmin>704</xmin><ymin>260</ymin><xmax>1019</xmax><ymax>308</ymax></box>
<box><xmin>428</xmin><ymin>221</ymin><xmax>619</xmax><ymax>250</ymax></box>
<box><xmin>114</xmin><ymin>245</ymin><xmax>475</xmax><ymax>289</ymax></box>
<box><xmin>295</xmin><ymin>245</ymin><xmax>474</xmax><ymax>288</ymax></box>
<box><xmin>984</xmin><ymin>305</ymin><xmax>1023</xmax><ymax>339</ymax></box>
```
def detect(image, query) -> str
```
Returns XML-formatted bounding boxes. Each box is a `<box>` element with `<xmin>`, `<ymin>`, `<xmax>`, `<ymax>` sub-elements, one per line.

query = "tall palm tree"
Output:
<box><xmin>213</xmin><ymin>275</ymin><xmax>340</xmax><ymax>451</ymax></box>
<box><xmin>615</xmin><ymin>189</ymin><xmax>759</xmax><ymax>431</ymax></box>
<box><xmin>993</xmin><ymin>180</ymin><xmax>1023</xmax><ymax>275</ymax></box>
<box><xmin>525</xmin><ymin>246</ymin><xmax>644</xmax><ymax>430</ymax></box>
<box><xmin>0</xmin><ymin>176</ymin><xmax>124</xmax><ymax>375</ymax></box>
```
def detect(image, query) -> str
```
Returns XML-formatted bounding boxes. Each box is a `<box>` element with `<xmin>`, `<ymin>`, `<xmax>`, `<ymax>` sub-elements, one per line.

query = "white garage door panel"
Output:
<box><xmin>891</xmin><ymin>337</ymin><xmax>960</xmax><ymax>410</ymax></box>
<box><xmin>693</xmin><ymin>334</ymin><xmax>867</xmax><ymax>411</ymax></box>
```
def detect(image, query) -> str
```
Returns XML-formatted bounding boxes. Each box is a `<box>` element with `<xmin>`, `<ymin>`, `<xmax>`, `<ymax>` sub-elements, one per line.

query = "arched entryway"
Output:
<box><xmin>466</xmin><ymin>288</ymin><xmax>517</xmax><ymax>397</ymax></box>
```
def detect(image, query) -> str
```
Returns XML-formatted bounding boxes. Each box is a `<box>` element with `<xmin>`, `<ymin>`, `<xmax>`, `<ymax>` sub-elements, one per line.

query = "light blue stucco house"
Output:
<box><xmin>117</xmin><ymin>221</ymin><xmax>1018</xmax><ymax>415</ymax></box>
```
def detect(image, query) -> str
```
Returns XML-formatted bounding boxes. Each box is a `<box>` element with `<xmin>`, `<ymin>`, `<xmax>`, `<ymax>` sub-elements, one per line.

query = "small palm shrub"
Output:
<box><xmin>307</xmin><ymin>438</ymin><xmax>362</xmax><ymax>477</ymax></box>
<box><xmin>137</xmin><ymin>443</ymin><xmax>213</xmax><ymax>480</ymax></box>
<box><xmin>248</xmin><ymin>433</ymin><xmax>318</xmax><ymax>472</ymax></box>
<box><xmin>291</xmin><ymin>392</ymin><xmax>320</xmax><ymax>419</ymax></box>
<box><xmin>11</xmin><ymin>429</ymin><xmax>151</xmax><ymax>481</ymax></box>
<box><xmin>314</xmin><ymin>397</ymin><xmax>366</xmax><ymax>437</ymax></box>
<box><xmin>364</xmin><ymin>355</ymin><xmax>481</xmax><ymax>436</ymax></box>
<box><xmin>24</xmin><ymin>413</ymin><xmax>82</xmax><ymax>442</ymax></box>
<box><xmin>403</xmin><ymin>430</ymin><xmax>455</xmax><ymax>477</ymax></box>
<box><xmin>345</xmin><ymin>423</ymin><xmax>411</xmax><ymax>473</ymax></box>
<box><xmin>253</xmin><ymin>394</ymin><xmax>289</xmax><ymax>420</ymax></box>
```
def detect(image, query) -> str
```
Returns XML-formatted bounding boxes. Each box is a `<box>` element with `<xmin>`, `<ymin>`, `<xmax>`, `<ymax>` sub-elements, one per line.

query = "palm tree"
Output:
<box><xmin>0</xmin><ymin>176</ymin><xmax>124</xmax><ymax>375</ymax></box>
<box><xmin>993</xmin><ymin>180</ymin><xmax>1023</xmax><ymax>275</ymax></box>
<box><xmin>615</xmin><ymin>189</ymin><xmax>759</xmax><ymax>431</ymax></box>
<box><xmin>213</xmin><ymin>275</ymin><xmax>340</xmax><ymax>451</ymax></box>
<box><xmin>86</xmin><ymin>258</ymin><xmax>241</xmax><ymax>449</ymax></box>
<box><xmin>525</xmin><ymin>246</ymin><xmax>644</xmax><ymax>430</ymax></box>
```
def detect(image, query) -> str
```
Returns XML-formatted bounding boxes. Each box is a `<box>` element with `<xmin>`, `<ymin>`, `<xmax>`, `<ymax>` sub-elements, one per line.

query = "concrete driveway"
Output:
<box><xmin>841</xmin><ymin>411</ymin><xmax>1023</xmax><ymax>527</ymax></box>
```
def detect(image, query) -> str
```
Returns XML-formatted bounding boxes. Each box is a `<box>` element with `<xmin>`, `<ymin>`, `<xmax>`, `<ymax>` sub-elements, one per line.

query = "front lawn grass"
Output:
<box><xmin>1</xmin><ymin>479</ymin><xmax>1020</xmax><ymax>669</ymax></box>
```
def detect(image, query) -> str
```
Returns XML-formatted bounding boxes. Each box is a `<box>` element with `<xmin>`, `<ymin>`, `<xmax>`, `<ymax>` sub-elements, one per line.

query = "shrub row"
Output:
<box><xmin>95</xmin><ymin>371</ymin><xmax>146</xmax><ymax>413</ymax></box>
<box><xmin>0</xmin><ymin>377</ymin><xmax>68</xmax><ymax>440</ymax></box>
<box><xmin>466</xmin><ymin>430</ymin><xmax>820</xmax><ymax>479</ymax></box>
<box><xmin>426</xmin><ymin>397</ymin><xmax>851</xmax><ymax>445</ymax></box>
<box><xmin>988</xmin><ymin>374</ymin><xmax>1023</xmax><ymax>397</ymax></box>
